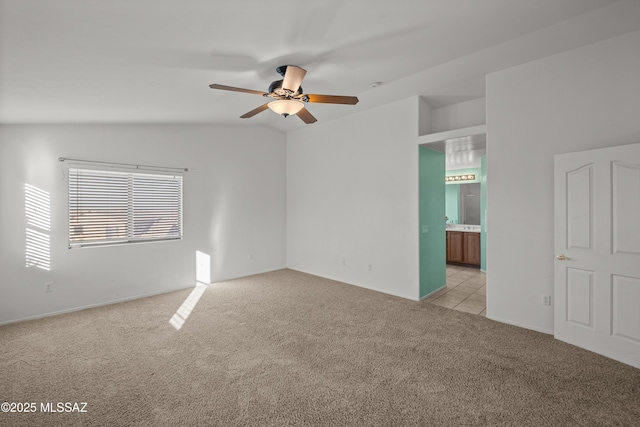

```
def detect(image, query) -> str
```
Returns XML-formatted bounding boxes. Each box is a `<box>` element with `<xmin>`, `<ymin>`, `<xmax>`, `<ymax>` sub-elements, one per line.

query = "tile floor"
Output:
<box><xmin>424</xmin><ymin>264</ymin><xmax>486</xmax><ymax>316</ymax></box>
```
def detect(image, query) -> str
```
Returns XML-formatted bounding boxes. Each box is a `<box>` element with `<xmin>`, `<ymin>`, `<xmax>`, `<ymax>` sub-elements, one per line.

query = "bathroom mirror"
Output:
<box><xmin>442</xmin><ymin>137</ymin><xmax>485</xmax><ymax>227</ymax></box>
<box><xmin>459</xmin><ymin>183</ymin><xmax>481</xmax><ymax>225</ymax></box>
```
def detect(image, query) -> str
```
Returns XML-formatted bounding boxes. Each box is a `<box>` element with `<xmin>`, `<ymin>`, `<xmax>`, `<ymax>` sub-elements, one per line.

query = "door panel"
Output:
<box><xmin>554</xmin><ymin>142</ymin><xmax>640</xmax><ymax>368</ymax></box>
<box><xmin>612</xmin><ymin>161</ymin><xmax>640</xmax><ymax>255</ymax></box>
<box><xmin>566</xmin><ymin>164</ymin><xmax>593</xmax><ymax>250</ymax></box>
<box><xmin>566</xmin><ymin>268</ymin><xmax>593</xmax><ymax>328</ymax></box>
<box><xmin>611</xmin><ymin>275</ymin><xmax>640</xmax><ymax>343</ymax></box>
<box><xmin>463</xmin><ymin>233</ymin><xmax>481</xmax><ymax>265</ymax></box>
<box><xmin>447</xmin><ymin>231</ymin><xmax>464</xmax><ymax>263</ymax></box>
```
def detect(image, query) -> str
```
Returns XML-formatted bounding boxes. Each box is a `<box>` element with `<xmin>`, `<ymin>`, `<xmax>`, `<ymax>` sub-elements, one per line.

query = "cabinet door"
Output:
<box><xmin>446</xmin><ymin>231</ymin><xmax>451</xmax><ymax>261</ymax></box>
<box><xmin>448</xmin><ymin>232</ymin><xmax>464</xmax><ymax>263</ymax></box>
<box><xmin>463</xmin><ymin>232</ymin><xmax>481</xmax><ymax>265</ymax></box>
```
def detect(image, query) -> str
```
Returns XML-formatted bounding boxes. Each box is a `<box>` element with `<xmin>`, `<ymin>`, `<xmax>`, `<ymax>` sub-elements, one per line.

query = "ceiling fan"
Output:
<box><xmin>209</xmin><ymin>65</ymin><xmax>359</xmax><ymax>124</ymax></box>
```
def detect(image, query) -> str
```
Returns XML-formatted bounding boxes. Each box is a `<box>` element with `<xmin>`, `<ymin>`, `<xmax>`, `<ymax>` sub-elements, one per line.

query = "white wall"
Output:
<box><xmin>431</xmin><ymin>98</ymin><xmax>486</xmax><ymax>133</ymax></box>
<box><xmin>0</xmin><ymin>124</ymin><xmax>287</xmax><ymax>324</ymax></box>
<box><xmin>486</xmin><ymin>29</ymin><xmax>640</xmax><ymax>333</ymax></box>
<box><xmin>287</xmin><ymin>97</ymin><xmax>420</xmax><ymax>300</ymax></box>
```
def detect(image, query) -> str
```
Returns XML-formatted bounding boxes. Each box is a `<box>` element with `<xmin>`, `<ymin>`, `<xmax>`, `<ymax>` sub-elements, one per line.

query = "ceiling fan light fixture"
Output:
<box><xmin>268</xmin><ymin>99</ymin><xmax>304</xmax><ymax>117</ymax></box>
<box><xmin>209</xmin><ymin>66</ymin><xmax>357</xmax><ymax>124</ymax></box>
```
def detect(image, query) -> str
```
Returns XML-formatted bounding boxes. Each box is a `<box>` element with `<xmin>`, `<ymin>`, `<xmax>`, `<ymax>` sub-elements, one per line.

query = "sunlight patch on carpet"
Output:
<box><xmin>169</xmin><ymin>284</ymin><xmax>207</xmax><ymax>330</ymax></box>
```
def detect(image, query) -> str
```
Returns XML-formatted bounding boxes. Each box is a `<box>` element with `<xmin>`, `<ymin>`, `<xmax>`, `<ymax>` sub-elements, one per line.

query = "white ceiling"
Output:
<box><xmin>2</xmin><ymin>0</ymin><xmax>639</xmax><ymax>133</ymax></box>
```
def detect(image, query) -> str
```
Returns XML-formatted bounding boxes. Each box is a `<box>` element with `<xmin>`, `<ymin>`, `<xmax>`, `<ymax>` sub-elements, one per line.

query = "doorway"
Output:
<box><xmin>419</xmin><ymin>131</ymin><xmax>487</xmax><ymax>312</ymax></box>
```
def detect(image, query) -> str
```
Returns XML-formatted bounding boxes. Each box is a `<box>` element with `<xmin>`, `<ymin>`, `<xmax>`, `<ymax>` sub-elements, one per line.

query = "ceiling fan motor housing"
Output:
<box><xmin>275</xmin><ymin>65</ymin><xmax>288</xmax><ymax>77</ymax></box>
<box><xmin>267</xmin><ymin>79</ymin><xmax>302</xmax><ymax>99</ymax></box>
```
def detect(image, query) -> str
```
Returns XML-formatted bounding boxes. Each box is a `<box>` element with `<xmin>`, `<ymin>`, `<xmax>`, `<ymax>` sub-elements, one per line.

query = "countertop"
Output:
<box><xmin>446</xmin><ymin>225</ymin><xmax>481</xmax><ymax>233</ymax></box>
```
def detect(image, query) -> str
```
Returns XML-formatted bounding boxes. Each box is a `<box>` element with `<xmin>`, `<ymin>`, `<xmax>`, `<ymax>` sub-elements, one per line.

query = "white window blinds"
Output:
<box><xmin>69</xmin><ymin>168</ymin><xmax>183</xmax><ymax>247</ymax></box>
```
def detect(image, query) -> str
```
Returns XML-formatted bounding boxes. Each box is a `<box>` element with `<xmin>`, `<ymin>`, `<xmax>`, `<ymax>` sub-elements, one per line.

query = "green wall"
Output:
<box><xmin>419</xmin><ymin>146</ymin><xmax>446</xmax><ymax>299</ymax></box>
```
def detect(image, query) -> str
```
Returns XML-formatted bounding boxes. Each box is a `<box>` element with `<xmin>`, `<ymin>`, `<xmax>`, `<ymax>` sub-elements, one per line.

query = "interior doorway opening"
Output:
<box><xmin>419</xmin><ymin>128</ymin><xmax>487</xmax><ymax>312</ymax></box>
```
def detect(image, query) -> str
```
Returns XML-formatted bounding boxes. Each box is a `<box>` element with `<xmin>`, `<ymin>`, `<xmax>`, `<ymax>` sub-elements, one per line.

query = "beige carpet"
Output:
<box><xmin>1</xmin><ymin>269</ymin><xmax>639</xmax><ymax>426</ymax></box>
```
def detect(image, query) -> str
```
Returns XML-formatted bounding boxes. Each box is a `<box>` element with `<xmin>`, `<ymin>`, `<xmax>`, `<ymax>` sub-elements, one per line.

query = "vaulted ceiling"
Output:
<box><xmin>2</xmin><ymin>0</ymin><xmax>639</xmax><ymax>132</ymax></box>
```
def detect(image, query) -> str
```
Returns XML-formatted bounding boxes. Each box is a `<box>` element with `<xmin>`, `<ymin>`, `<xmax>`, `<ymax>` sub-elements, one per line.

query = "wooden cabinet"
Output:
<box><xmin>463</xmin><ymin>232</ymin><xmax>481</xmax><ymax>265</ymax></box>
<box><xmin>446</xmin><ymin>231</ymin><xmax>464</xmax><ymax>263</ymax></box>
<box><xmin>446</xmin><ymin>231</ymin><xmax>480</xmax><ymax>266</ymax></box>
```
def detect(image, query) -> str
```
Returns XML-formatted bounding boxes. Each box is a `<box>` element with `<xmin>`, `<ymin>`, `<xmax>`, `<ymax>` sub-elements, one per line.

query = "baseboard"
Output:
<box><xmin>287</xmin><ymin>267</ymin><xmax>419</xmax><ymax>301</ymax></box>
<box><xmin>1</xmin><ymin>266</ymin><xmax>289</xmax><ymax>327</ymax></box>
<box><xmin>485</xmin><ymin>314</ymin><xmax>553</xmax><ymax>335</ymax></box>
<box><xmin>0</xmin><ymin>284</ymin><xmax>197</xmax><ymax>327</ymax></box>
<box><xmin>420</xmin><ymin>285</ymin><xmax>446</xmax><ymax>300</ymax></box>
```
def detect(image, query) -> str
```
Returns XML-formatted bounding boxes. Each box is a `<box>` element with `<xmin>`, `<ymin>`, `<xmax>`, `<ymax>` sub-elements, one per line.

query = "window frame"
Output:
<box><xmin>67</xmin><ymin>166</ymin><xmax>183</xmax><ymax>249</ymax></box>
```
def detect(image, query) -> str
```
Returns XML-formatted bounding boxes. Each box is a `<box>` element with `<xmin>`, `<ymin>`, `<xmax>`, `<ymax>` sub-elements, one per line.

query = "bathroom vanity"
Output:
<box><xmin>446</xmin><ymin>225</ymin><xmax>480</xmax><ymax>267</ymax></box>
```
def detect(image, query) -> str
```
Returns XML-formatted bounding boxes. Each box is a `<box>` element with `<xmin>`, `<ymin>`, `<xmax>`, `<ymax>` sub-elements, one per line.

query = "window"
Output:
<box><xmin>68</xmin><ymin>168</ymin><xmax>183</xmax><ymax>248</ymax></box>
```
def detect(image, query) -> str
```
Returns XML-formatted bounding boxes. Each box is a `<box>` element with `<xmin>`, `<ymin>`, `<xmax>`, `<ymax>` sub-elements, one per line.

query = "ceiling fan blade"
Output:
<box><xmin>296</xmin><ymin>107</ymin><xmax>317</xmax><ymax>124</ymax></box>
<box><xmin>282</xmin><ymin>66</ymin><xmax>307</xmax><ymax>93</ymax></box>
<box><xmin>240</xmin><ymin>103</ymin><xmax>270</xmax><ymax>119</ymax></box>
<box><xmin>209</xmin><ymin>84</ymin><xmax>267</xmax><ymax>96</ymax></box>
<box><xmin>304</xmin><ymin>94</ymin><xmax>359</xmax><ymax>105</ymax></box>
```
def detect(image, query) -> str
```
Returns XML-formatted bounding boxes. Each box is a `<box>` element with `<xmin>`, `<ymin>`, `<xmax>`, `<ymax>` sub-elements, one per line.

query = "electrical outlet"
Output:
<box><xmin>45</xmin><ymin>282</ymin><xmax>53</xmax><ymax>292</ymax></box>
<box><xmin>368</xmin><ymin>264</ymin><xmax>373</xmax><ymax>271</ymax></box>
<box><xmin>542</xmin><ymin>295</ymin><xmax>551</xmax><ymax>306</ymax></box>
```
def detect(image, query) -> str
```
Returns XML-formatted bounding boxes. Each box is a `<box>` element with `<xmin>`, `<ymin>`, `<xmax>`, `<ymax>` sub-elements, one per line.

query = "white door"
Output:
<box><xmin>554</xmin><ymin>142</ymin><xmax>640</xmax><ymax>368</ymax></box>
